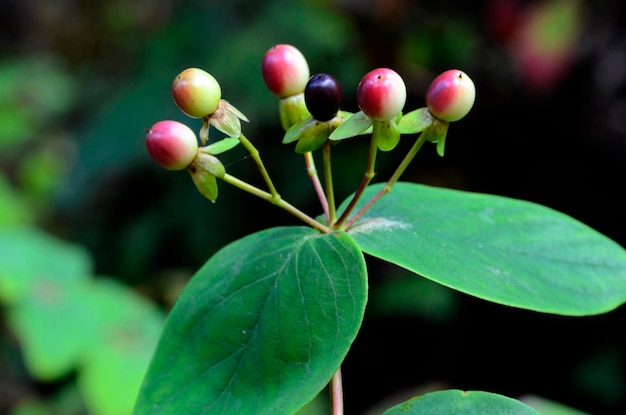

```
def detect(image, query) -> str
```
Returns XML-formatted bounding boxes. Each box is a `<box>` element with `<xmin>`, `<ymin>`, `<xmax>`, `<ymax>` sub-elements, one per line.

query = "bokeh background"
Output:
<box><xmin>1</xmin><ymin>0</ymin><xmax>625</xmax><ymax>414</ymax></box>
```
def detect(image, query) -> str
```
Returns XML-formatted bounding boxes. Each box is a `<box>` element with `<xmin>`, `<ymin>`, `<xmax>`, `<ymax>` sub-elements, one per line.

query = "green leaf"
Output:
<box><xmin>7</xmin><ymin>278</ymin><xmax>94</xmax><ymax>380</ymax></box>
<box><xmin>329</xmin><ymin>110</ymin><xmax>372</xmax><ymax>141</ymax></box>
<box><xmin>422</xmin><ymin>119</ymin><xmax>449</xmax><ymax>157</ymax></box>
<box><xmin>520</xmin><ymin>395</ymin><xmax>591</xmax><ymax>415</ymax></box>
<box><xmin>203</xmin><ymin>137</ymin><xmax>240</xmax><ymax>155</ymax></box>
<box><xmin>283</xmin><ymin>116</ymin><xmax>313</xmax><ymax>144</ymax></box>
<box><xmin>188</xmin><ymin>153</ymin><xmax>225</xmax><ymax>203</ymax></box>
<box><xmin>382</xmin><ymin>389</ymin><xmax>541</xmax><ymax>414</ymax></box>
<box><xmin>342</xmin><ymin>182</ymin><xmax>626</xmax><ymax>316</ymax></box>
<box><xmin>0</xmin><ymin>227</ymin><xmax>91</xmax><ymax>304</ymax></box>
<box><xmin>0</xmin><ymin>174</ymin><xmax>33</xmax><ymax>226</ymax></box>
<box><xmin>373</xmin><ymin>120</ymin><xmax>401</xmax><ymax>151</ymax></box>
<box><xmin>77</xmin><ymin>278</ymin><xmax>163</xmax><ymax>415</ymax></box>
<box><xmin>397</xmin><ymin>107</ymin><xmax>433</xmax><ymax>134</ymax></box>
<box><xmin>134</xmin><ymin>227</ymin><xmax>368</xmax><ymax>415</ymax></box>
<box><xmin>209</xmin><ymin>100</ymin><xmax>248</xmax><ymax>139</ymax></box>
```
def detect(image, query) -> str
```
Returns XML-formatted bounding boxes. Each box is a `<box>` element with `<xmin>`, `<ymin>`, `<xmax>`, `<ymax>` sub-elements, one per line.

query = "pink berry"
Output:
<box><xmin>356</xmin><ymin>68</ymin><xmax>407</xmax><ymax>121</ymax></box>
<box><xmin>172</xmin><ymin>68</ymin><xmax>222</xmax><ymax>118</ymax></box>
<box><xmin>426</xmin><ymin>69</ymin><xmax>476</xmax><ymax>122</ymax></box>
<box><xmin>261</xmin><ymin>44</ymin><xmax>310</xmax><ymax>98</ymax></box>
<box><xmin>146</xmin><ymin>120</ymin><xmax>198</xmax><ymax>171</ymax></box>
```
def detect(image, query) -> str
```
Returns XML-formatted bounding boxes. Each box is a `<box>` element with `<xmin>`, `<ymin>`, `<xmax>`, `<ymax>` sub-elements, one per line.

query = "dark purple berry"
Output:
<box><xmin>304</xmin><ymin>73</ymin><xmax>342</xmax><ymax>121</ymax></box>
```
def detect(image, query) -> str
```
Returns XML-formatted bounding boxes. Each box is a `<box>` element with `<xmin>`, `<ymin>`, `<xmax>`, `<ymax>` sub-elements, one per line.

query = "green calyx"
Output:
<box><xmin>278</xmin><ymin>93</ymin><xmax>311</xmax><ymax>131</ymax></box>
<box><xmin>187</xmin><ymin>152</ymin><xmax>226</xmax><ymax>203</ymax></box>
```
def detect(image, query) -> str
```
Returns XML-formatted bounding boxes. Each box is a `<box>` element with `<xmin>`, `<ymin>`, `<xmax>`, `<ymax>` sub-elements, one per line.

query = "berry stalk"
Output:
<box><xmin>238</xmin><ymin>132</ymin><xmax>280</xmax><ymax>201</ymax></box>
<box><xmin>322</xmin><ymin>140</ymin><xmax>337</xmax><ymax>224</ymax></box>
<box><xmin>220</xmin><ymin>173</ymin><xmax>330</xmax><ymax>233</ymax></box>
<box><xmin>304</xmin><ymin>151</ymin><xmax>330</xmax><ymax>224</ymax></box>
<box><xmin>342</xmin><ymin>131</ymin><xmax>428</xmax><ymax>230</ymax></box>
<box><xmin>333</xmin><ymin>134</ymin><xmax>378</xmax><ymax>229</ymax></box>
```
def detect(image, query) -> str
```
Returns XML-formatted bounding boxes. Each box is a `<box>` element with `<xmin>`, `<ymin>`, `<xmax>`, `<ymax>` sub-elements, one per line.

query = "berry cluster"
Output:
<box><xmin>144</xmin><ymin>43</ymin><xmax>475</xmax><ymax>225</ymax></box>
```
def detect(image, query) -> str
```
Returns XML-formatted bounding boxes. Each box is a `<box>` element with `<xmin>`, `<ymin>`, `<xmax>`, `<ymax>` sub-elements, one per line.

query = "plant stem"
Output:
<box><xmin>342</xmin><ymin>132</ymin><xmax>428</xmax><ymax>229</ymax></box>
<box><xmin>221</xmin><ymin>173</ymin><xmax>330</xmax><ymax>233</ymax></box>
<box><xmin>304</xmin><ymin>151</ymin><xmax>330</xmax><ymax>224</ymax></box>
<box><xmin>238</xmin><ymin>132</ymin><xmax>280</xmax><ymax>201</ymax></box>
<box><xmin>333</xmin><ymin>134</ymin><xmax>378</xmax><ymax>229</ymax></box>
<box><xmin>330</xmin><ymin>367</ymin><xmax>344</xmax><ymax>415</ymax></box>
<box><xmin>323</xmin><ymin>141</ymin><xmax>337</xmax><ymax>224</ymax></box>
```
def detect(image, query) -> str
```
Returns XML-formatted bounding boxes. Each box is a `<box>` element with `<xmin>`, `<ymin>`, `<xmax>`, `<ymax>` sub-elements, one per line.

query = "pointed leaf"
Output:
<box><xmin>134</xmin><ymin>227</ymin><xmax>368</xmax><ymax>415</ymax></box>
<box><xmin>383</xmin><ymin>389</ymin><xmax>541</xmax><ymax>414</ymax></box>
<box><xmin>203</xmin><ymin>137</ymin><xmax>240</xmax><ymax>155</ymax></box>
<box><xmin>222</xmin><ymin>99</ymin><xmax>249</xmax><ymax>123</ymax></box>
<box><xmin>283</xmin><ymin>116</ymin><xmax>313</xmax><ymax>144</ymax></box>
<box><xmin>397</xmin><ymin>107</ymin><xmax>433</xmax><ymax>134</ymax></box>
<box><xmin>209</xmin><ymin>100</ymin><xmax>248</xmax><ymax>139</ymax></box>
<box><xmin>329</xmin><ymin>110</ymin><xmax>372</xmax><ymax>141</ymax></box>
<box><xmin>342</xmin><ymin>182</ymin><xmax>626</xmax><ymax>315</ymax></box>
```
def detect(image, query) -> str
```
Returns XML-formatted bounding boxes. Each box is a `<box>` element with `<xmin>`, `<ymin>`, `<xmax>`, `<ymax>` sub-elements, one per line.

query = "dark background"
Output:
<box><xmin>1</xmin><ymin>0</ymin><xmax>625</xmax><ymax>414</ymax></box>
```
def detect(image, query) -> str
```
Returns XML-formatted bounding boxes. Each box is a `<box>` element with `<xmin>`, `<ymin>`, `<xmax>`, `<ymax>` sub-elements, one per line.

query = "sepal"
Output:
<box><xmin>328</xmin><ymin>110</ymin><xmax>373</xmax><ymax>141</ymax></box>
<box><xmin>187</xmin><ymin>152</ymin><xmax>226</xmax><ymax>203</ymax></box>
<box><xmin>397</xmin><ymin>107</ymin><xmax>434</xmax><ymax>134</ymax></box>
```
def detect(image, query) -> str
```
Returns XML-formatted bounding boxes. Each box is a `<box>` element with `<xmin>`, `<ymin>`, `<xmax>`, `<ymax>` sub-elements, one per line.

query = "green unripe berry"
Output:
<box><xmin>426</xmin><ymin>70</ymin><xmax>476</xmax><ymax>122</ymax></box>
<box><xmin>145</xmin><ymin>120</ymin><xmax>198</xmax><ymax>171</ymax></box>
<box><xmin>172</xmin><ymin>68</ymin><xmax>222</xmax><ymax>118</ymax></box>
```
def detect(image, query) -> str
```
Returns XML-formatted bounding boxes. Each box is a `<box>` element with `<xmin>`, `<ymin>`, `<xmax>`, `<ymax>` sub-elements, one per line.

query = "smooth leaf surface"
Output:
<box><xmin>204</xmin><ymin>137</ymin><xmax>240</xmax><ymax>155</ymax></box>
<box><xmin>134</xmin><ymin>226</ymin><xmax>368</xmax><ymax>415</ymax></box>
<box><xmin>328</xmin><ymin>110</ymin><xmax>372</xmax><ymax>140</ymax></box>
<box><xmin>343</xmin><ymin>182</ymin><xmax>626</xmax><ymax>315</ymax></box>
<box><xmin>396</xmin><ymin>107</ymin><xmax>433</xmax><ymax>134</ymax></box>
<box><xmin>78</xmin><ymin>278</ymin><xmax>163</xmax><ymax>415</ymax></box>
<box><xmin>0</xmin><ymin>226</ymin><xmax>91</xmax><ymax>304</ymax></box>
<box><xmin>383</xmin><ymin>389</ymin><xmax>541</xmax><ymax>414</ymax></box>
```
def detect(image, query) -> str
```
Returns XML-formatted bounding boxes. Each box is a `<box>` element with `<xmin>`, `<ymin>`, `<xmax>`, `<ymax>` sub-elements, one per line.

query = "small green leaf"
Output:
<box><xmin>209</xmin><ymin>100</ymin><xmax>248</xmax><ymax>139</ymax></box>
<box><xmin>383</xmin><ymin>389</ymin><xmax>541</xmax><ymax>414</ymax></box>
<box><xmin>283</xmin><ymin>116</ymin><xmax>313</xmax><ymax>144</ymax></box>
<box><xmin>294</xmin><ymin>121</ymin><xmax>332</xmax><ymax>153</ymax></box>
<box><xmin>329</xmin><ymin>110</ymin><xmax>372</xmax><ymax>141</ymax></box>
<box><xmin>222</xmin><ymin>99</ymin><xmax>249</xmax><ymax>123</ymax></box>
<box><xmin>397</xmin><ymin>107</ymin><xmax>433</xmax><ymax>134</ymax></box>
<box><xmin>278</xmin><ymin>93</ymin><xmax>311</xmax><ymax>131</ymax></box>
<box><xmin>203</xmin><ymin>137</ymin><xmax>240</xmax><ymax>155</ymax></box>
<box><xmin>343</xmin><ymin>182</ymin><xmax>626</xmax><ymax>316</ymax></box>
<box><xmin>188</xmin><ymin>153</ymin><xmax>224</xmax><ymax>203</ymax></box>
<box><xmin>134</xmin><ymin>227</ymin><xmax>368</xmax><ymax>415</ymax></box>
<box><xmin>373</xmin><ymin>120</ymin><xmax>401</xmax><ymax>151</ymax></box>
<box><xmin>422</xmin><ymin>119</ymin><xmax>449</xmax><ymax>156</ymax></box>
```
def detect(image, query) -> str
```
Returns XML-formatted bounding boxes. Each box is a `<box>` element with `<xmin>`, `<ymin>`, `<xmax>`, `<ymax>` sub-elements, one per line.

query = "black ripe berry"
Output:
<box><xmin>304</xmin><ymin>73</ymin><xmax>342</xmax><ymax>121</ymax></box>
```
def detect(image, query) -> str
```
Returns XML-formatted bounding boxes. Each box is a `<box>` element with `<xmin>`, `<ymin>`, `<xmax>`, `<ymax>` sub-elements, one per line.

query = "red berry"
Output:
<box><xmin>426</xmin><ymin>69</ymin><xmax>476</xmax><ymax>122</ymax></box>
<box><xmin>172</xmin><ymin>68</ymin><xmax>222</xmax><ymax>118</ymax></box>
<box><xmin>357</xmin><ymin>68</ymin><xmax>406</xmax><ymax>121</ymax></box>
<box><xmin>262</xmin><ymin>44</ymin><xmax>310</xmax><ymax>98</ymax></box>
<box><xmin>146</xmin><ymin>120</ymin><xmax>198</xmax><ymax>171</ymax></box>
<box><xmin>304</xmin><ymin>73</ymin><xmax>342</xmax><ymax>121</ymax></box>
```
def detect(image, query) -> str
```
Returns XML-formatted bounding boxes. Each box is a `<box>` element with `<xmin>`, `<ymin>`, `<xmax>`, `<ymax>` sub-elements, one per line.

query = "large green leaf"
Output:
<box><xmin>134</xmin><ymin>226</ymin><xmax>367</xmax><ymax>414</ymax></box>
<box><xmin>342</xmin><ymin>182</ymin><xmax>626</xmax><ymax>316</ymax></box>
<box><xmin>382</xmin><ymin>389</ymin><xmax>541</xmax><ymax>414</ymax></box>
